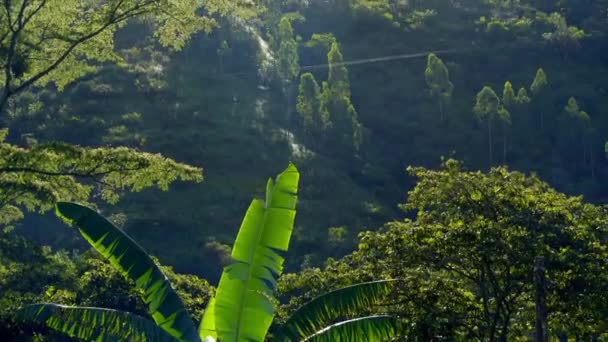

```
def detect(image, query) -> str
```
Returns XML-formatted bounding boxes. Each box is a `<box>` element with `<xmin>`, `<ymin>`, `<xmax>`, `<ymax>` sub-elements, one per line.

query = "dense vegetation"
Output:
<box><xmin>1</xmin><ymin>0</ymin><xmax>607</xmax><ymax>340</ymax></box>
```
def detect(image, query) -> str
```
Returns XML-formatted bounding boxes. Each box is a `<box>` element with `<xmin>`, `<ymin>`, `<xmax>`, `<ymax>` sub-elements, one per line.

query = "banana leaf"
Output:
<box><xmin>200</xmin><ymin>164</ymin><xmax>299</xmax><ymax>342</ymax></box>
<box><xmin>16</xmin><ymin>303</ymin><xmax>176</xmax><ymax>342</ymax></box>
<box><xmin>303</xmin><ymin>315</ymin><xmax>400</xmax><ymax>342</ymax></box>
<box><xmin>276</xmin><ymin>280</ymin><xmax>396</xmax><ymax>340</ymax></box>
<box><xmin>55</xmin><ymin>202</ymin><xmax>199</xmax><ymax>342</ymax></box>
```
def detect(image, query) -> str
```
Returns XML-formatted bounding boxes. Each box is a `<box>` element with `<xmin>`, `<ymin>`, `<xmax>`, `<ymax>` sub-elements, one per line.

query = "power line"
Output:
<box><xmin>300</xmin><ymin>48</ymin><xmax>463</xmax><ymax>70</ymax></box>
<box><xmin>197</xmin><ymin>48</ymin><xmax>464</xmax><ymax>81</ymax></box>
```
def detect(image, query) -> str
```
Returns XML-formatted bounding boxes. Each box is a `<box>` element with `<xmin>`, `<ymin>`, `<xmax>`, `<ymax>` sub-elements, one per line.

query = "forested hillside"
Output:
<box><xmin>1</xmin><ymin>0</ymin><xmax>608</xmax><ymax>340</ymax></box>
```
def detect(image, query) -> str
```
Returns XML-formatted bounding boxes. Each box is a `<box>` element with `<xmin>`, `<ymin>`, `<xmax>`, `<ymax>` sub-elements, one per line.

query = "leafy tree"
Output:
<box><xmin>542</xmin><ymin>13</ymin><xmax>586</xmax><ymax>50</ymax></box>
<box><xmin>401</xmin><ymin>160</ymin><xmax>608</xmax><ymax>340</ymax></box>
<box><xmin>516</xmin><ymin>87</ymin><xmax>531</xmax><ymax>104</ymax></box>
<box><xmin>276</xmin><ymin>16</ymin><xmax>300</xmax><ymax>90</ymax></box>
<box><xmin>320</xmin><ymin>42</ymin><xmax>363</xmax><ymax>151</ymax></box>
<box><xmin>0</xmin><ymin>0</ymin><xmax>247</xmax><ymax>114</ymax></box>
<box><xmin>563</xmin><ymin>97</ymin><xmax>593</xmax><ymax>171</ymax></box>
<box><xmin>296</xmin><ymin>72</ymin><xmax>330</xmax><ymax>141</ymax></box>
<box><xmin>0</xmin><ymin>128</ymin><xmax>202</xmax><ymax>226</ymax></box>
<box><xmin>502</xmin><ymin>81</ymin><xmax>516</xmax><ymax>108</ymax></box>
<box><xmin>275</xmin><ymin>15</ymin><xmax>300</xmax><ymax>132</ymax></box>
<box><xmin>282</xmin><ymin>160</ymin><xmax>608</xmax><ymax>340</ymax></box>
<box><xmin>474</xmin><ymin>86</ymin><xmax>501</xmax><ymax>166</ymax></box>
<box><xmin>530</xmin><ymin>68</ymin><xmax>548</xmax><ymax>129</ymax></box>
<box><xmin>564</xmin><ymin>96</ymin><xmax>581</xmax><ymax>117</ymax></box>
<box><xmin>326</xmin><ymin>42</ymin><xmax>351</xmax><ymax>99</ymax></box>
<box><xmin>425</xmin><ymin>53</ymin><xmax>454</xmax><ymax>122</ymax></box>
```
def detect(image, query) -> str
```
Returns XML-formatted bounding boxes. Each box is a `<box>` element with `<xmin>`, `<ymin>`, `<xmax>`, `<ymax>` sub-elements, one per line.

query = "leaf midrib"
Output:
<box><xmin>234</xmin><ymin>199</ymin><xmax>270</xmax><ymax>342</ymax></box>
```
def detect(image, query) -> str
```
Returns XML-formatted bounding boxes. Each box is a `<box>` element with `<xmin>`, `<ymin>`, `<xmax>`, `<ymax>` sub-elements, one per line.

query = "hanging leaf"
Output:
<box><xmin>16</xmin><ymin>304</ymin><xmax>176</xmax><ymax>342</ymax></box>
<box><xmin>55</xmin><ymin>202</ymin><xmax>199</xmax><ymax>342</ymax></box>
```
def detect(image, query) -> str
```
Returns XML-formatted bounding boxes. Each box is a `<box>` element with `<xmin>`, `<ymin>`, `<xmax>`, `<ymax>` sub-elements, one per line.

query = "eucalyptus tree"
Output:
<box><xmin>18</xmin><ymin>165</ymin><xmax>400</xmax><ymax>341</ymax></box>
<box><xmin>530</xmin><ymin>68</ymin><xmax>548</xmax><ymax>129</ymax></box>
<box><xmin>516</xmin><ymin>87</ymin><xmax>531</xmax><ymax>104</ymax></box>
<box><xmin>502</xmin><ymin>81</ymin><xmax>516</xmax><ymax>108</ymax></box>
<box><xmin>321</xmin><ymin>42</ymin><xmax>363</xmax><ymax>151</ymax></box>
<box><xmin>276</xmin><ymin>16</ymin><xmax>300</xmax><ymax>131</ymax></box>
<box><xmin>474</xmin><ymin>86</ymin><xmax>501</xmax><ymax>166</ymax></box>
<box><xmin>497</xmin><ymin>106</ymin><xmax>511</xmax><ymax>164</ymax></box>
<box><xmin>296</xmin><ymin>72</ymin><xmax>330</xmax><ymax>146</ymax></box>
<box><xmin>425</xmin><ymin>53</ymin><xmax>453</xmax><ymax>122</ymax></box>
<box><xmin>563</xmin><ymin>97</ymin><xmax>593</xmax><ymax>171</ymax></box>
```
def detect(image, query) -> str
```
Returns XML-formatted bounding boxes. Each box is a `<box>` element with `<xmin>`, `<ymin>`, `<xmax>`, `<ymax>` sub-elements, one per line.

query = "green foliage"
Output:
<box><xmin>530</xmin><ymin>68</ymin><xmax>548</xmax><ymax>96</ymax></box>
<box><xmin>17</xmin><ymin>304</ymin><xmax>174</xmax><ymax>342</ymax></box>
<box><xmin>0</xmin><ymin>130</ymin><xmax>202</xmax><ymax>226</ymax></box>
<box><xmin>564</xmin><ymin>96</ymin><xmax>581</xmax><ymax>117</ymax></box>
<box><xmin>0</xmin><ymin>0</ymin><xmax>249</xmax><ymax>111</ymax></box>
<box><xmin>276</xmin><ymin>280</ymin><xmax>396</xmax><ymax>341</ymax></box>
<box><xmin>17</xmin><ymin>165</ymin><xmax>389</xmax><ymax>342</ymax></box>
<box><xmin>516</xmin><ymin>87</ymin><xmax>531</xmax><ymax>104</ymax></box>
<box><xmin>0</xmin><ymin>230</ymin><xmax>211</xmax><ymax>340</ymax></box>
<box><xmin>474</xmin><ymin>86</ymin><xmax>503</xmax><ymax>164</ymax></box>
<box><xmin>296</xmin><ymin>72</ymin><xmax>328</xmax><ymax>137</ymax></box>
<box><xmin>276</xmin><ymin>16</ymin><xmax>300</xmax><ymax>86</ymax></box>
<box><xmin>306</xmin><ymin>33</ymin><xmax>337</xmax><ymax>51</ymax></box>
<box><xmin>425</xmin><ymin>53</ymin><xmax>454</xmax><ymax>121</ymax></box>
<box><xmin>542</xmin><ymin>13</ymin><xmax>587</xmax><ymax>48</ymax></box>
<box><xmin>326</xmin><ymin>42</ymin><xmax>351</xmax><ymax>99</ymax></box>
<box><xmin>200</xmin><ymin>164</ymin><xmax>300</xmax><ymax>342</ymax></box>
<box><xmin>502</xmin><ymin>81</ymin><xmax>516</xmax><ymax>108</ymax></box>
<box><xmin>302</xmin><ymin>316</ymin><xmax>400</xmax><ymax>342</ymax></box>
<box><xmin>474</xmin><ymin>86</ymin><xmax>500</xmax><ymax>120</ymax></box>
<box><xmin>54</xmin><ymin>202</ymin><xmax>198</xmax><ymax>341</ymax></box>
<box><xmin>282</xmin><ymin>160</ymin><xmax>608</xmax><ymax>340</ymax></box>
<box><xmin>319</xmin><ymin>42</ymin><xmax>363</xmax><ymax>151</ymax></box>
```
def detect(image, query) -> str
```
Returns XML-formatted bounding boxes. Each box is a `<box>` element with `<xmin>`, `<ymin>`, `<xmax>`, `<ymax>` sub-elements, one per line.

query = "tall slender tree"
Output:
<box><xmin>327</xmin><ymin>42</ymin><xmax>351</xmax><ymax>98</ymax></box>
<box><xmin>425</xmin><ymin>53</ymin><xmax>454</xmax><ymax>122</ymax></box>
<box><xmin>321</xmin><ymin>42</ymin><xmax>363</xmax><ymax>151</ymax></box>
<box><xmin>297</xmin><ymin>72</ymin><xmax>330</xmax><ymax>145</ymax></box>
<box><xmin>474</xmin><ymin>86</ymin><xmax>501</xmax><ymax>166</ymax></box>
<box><xmin>530</xmin><ymin>68</ymin><xmax>548</xmax><ymax>129</ymax></box>
<box><xmin>563</xmin><ymin>97</ymin><xmax>593</xmax><ymax>174</ymax></box>
<box><xmin>498</xmin><ymin>106</ymin><xmax>512</xmax><ymax>164</ymax></box>
<box><xmin>276</xmin><ymin>16</ymin><xmax>301</xmax><ymax>132</ymax></box>
<box><xmin>516</xmin><ymin>87</ymin><xmax>531</xmax><ymax>104</ymax></box>
<box><xmin>502</xmin><ymin>81</ymin><xmax>516</xmax><ymax>108</ymax></box>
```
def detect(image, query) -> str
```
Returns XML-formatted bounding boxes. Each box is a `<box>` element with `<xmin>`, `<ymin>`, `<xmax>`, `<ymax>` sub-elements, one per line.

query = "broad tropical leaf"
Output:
<box><xmin>16</xmin><ymin>304</ymin><xmax>175</xmax><ymax>342</ymax></box>
<box><xmin>276</xmin><ymin>280</ymin><xmax>396</xmax><ymax>340</ymax></box>
<box><xmin>303</xmin><ymin>315</ymin><xmax>400</xmax><ymax>342</ymax></box>
<box><xmin>55</xmin><ymin>202</ymin><xmax>199</xmax><ymax>342</ymax></box>
<box><xmin>200</xmin><ymin>164</ymin><xmax>299</xmax><ymax>342</ymax></box>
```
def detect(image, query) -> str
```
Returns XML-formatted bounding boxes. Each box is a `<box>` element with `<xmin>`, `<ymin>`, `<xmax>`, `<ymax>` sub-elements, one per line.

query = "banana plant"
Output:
<box><xmin>17</xmin><ymin>164</ymin><xmax>401</xmax><ymax>341</ymax></box>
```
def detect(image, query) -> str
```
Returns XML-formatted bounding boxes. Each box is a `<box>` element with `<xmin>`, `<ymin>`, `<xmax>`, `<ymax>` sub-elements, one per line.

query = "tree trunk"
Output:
<box><xmin>439</xmin><ymin>97</ymin><xmax>444</xmax><ymax>123</ymax></box>
<box><xmin>285</xmin><ymin>81</ymin><xmax>293</xmax><ymax>140</ymax></box>
<box><xmin>534</xmin><ymin>256</ymin><xmax>548</xmax><ymax>342</ymax></box>
<box><xmin>488</xmin><ymin>119</ymin><xmax>494</xmax><ymax>167</ymax></box>
<box><xmin>503</xmin><ymin>122</ymin><xmax>508</xmax><ymax>165</ymax></box>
